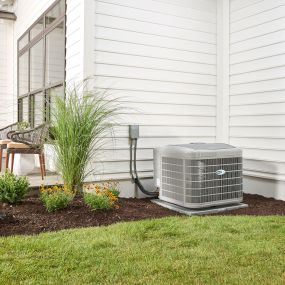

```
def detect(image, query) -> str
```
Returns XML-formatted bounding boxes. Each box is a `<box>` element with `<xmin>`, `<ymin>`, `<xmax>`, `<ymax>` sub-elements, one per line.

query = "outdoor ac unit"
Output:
<box><xmin>154</xmin><ymin>143</ymin><xmax>243</xmax><ymax>209</ymax></box>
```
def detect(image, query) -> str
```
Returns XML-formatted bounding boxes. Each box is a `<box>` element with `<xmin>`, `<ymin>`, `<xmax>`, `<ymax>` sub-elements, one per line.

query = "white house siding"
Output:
<box><xmin>88</xmin><ymin>0</ymin><xmax>218</xmax><ymax>184</ymax></box>
<box><xmin>229</xmin><ymin>0</ymin><xmax>285</xmax><ymax>200</ymax></box>
<box><xmin>0</xmin><ymin>20</ymin><xmax>14</xmax><ymax>127</ymax></box>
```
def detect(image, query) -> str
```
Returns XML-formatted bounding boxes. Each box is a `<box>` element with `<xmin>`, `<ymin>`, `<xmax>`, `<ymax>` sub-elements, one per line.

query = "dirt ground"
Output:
<box><xmin>0</xmin><ymin>194</ymin><xmax>284</xmax><ymax>236</ymax></box>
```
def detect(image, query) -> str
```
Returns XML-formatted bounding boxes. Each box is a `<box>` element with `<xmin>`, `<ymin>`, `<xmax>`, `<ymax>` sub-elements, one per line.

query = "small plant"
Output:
<box><xmin>40</xmin><ymin>185</ymin><xmax>74</xmax><ymax>213</ymax></box>
<box><xmin>0</xmin><ymin>171</ymin><xmax>30</xmax><ymax>204</ymax></box>
<box><xmin>83</xmin><ymin>181</ymin><xmax>120</xmax><ymax>210</ymax></box>
<box><xmin>108</xmin><ymin>181</ymin><xmax>120</xmax><ymax>198</ymax></box>
<box><xmin>17</xmin><ymin>121</ymin><xmax>30</xmax><ymax>130</ymax></box>
<box><xmin>84</xmin><ymin>194</ymin><xmax>113</xmax><ymax>210</ymax></box>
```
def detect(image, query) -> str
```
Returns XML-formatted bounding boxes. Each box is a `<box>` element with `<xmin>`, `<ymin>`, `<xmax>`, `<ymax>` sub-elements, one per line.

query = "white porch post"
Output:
<box><xmin>65</xmin><ymin>0</ymin><xmax>95</xmax><ymax>87</ymax></box>
<box><xmin>216</xmin><ymin>0</ymin><xmax>230</xmax><ymax>143</ymax></box>
<box><xmin>82</xmin><ymin>0</ymin><xmax>95</xmax><ymax>80</ymax></box>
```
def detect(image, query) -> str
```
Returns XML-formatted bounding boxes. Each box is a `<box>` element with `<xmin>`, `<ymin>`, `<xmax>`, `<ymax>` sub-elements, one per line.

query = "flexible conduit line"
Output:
<box><xmin>129</xmin><ymin>138</ymin><xmax>158</xmax><ymax>197</ymax></box>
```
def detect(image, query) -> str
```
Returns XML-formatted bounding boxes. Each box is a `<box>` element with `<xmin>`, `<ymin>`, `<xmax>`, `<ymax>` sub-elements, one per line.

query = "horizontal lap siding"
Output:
<box><xmin>93</xmin><ymin>0</ymin><xmax>217</xmax><ymax>179</ymax></box>
<box><xmin>0</xmin><ymin>21</ymin><xmax>13</xmax><ymax>127</ymax></box>
<box><xmin>229</xmin><ymin>0</ymin><xmax>285</xmax><ymax>180</ymax></box>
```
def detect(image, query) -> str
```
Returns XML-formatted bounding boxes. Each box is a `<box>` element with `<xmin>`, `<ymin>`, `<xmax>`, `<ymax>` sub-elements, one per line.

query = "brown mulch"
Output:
<box><xmin>212</xmin><ymin>194</ymin><xmax>285</xmax><ymax>216</ymax></box>
<box><xmin>0</xmin><ymin>195</ymin><xmax>180</xmax><ymax>236</ymax></box>
<box><xmin>0</xmin><ymin>194</ymin><xmax>284</xmax><ymax>236</ymax></box>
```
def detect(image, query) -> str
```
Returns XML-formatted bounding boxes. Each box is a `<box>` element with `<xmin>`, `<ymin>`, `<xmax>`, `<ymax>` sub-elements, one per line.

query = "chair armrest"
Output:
<box><xmin>0</xmin><ymin>123</ymin><xmax>17</xmax><ymax>132</ymax></box>
<box><xmin>10</xmin><ymin>124</ymin><xmax>49</xmax><ymax>148</ymax></box>
<box><xmin>7</xmin><ymin>130</ymin><xmax>17</xmax><ymax>139</ymax></box>
<box><xmin>0</xmin><ymin>123</ymin><xmax>18</xmax><ymax>140</ymax></box>
<box><xmin>10</xmin><ymin>131</ymin><xmax>33</xmax><ymax>146</ymax></box>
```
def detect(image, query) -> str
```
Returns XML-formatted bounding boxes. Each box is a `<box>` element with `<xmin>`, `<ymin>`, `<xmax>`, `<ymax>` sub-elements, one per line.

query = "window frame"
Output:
<box><xmin>17</xmin><ymin>0</ymin><xmax>66</xmax><ymax>126</ymax></box>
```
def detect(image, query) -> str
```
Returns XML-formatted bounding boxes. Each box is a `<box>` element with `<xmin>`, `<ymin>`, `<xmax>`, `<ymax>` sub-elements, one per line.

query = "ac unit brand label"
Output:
<box><xmin>216</xmin><ymin>169</ymin><xmax>226</xmax><ymax>176</ymax></box>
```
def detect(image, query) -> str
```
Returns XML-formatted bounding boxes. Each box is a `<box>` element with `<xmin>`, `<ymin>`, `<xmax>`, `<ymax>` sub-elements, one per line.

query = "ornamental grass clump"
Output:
<box><xmin>0</xmin><ymin>171</ymin><xmax>30</xmax><ymax>204</ymax></box>
<box><xmin>83</xmin><ymin>181</ymin><xmax>120</xmax><ymax>210</ymax></box>
<box><xmin>40</xmin><ymin>185</ymin><xmax>75</xmax><ymax>213</ymax></box>
<box><xmin>50</xmin><ymin>80</ymin><xmax>119</xmax><ymax>193</ymax></box>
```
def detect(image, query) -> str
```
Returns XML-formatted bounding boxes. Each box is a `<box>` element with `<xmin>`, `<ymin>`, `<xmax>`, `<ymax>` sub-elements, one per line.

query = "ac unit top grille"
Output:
<box><xmin>175</xmin><ymin>143</ymin><xmax>235</xmax><ymax>151</ymax></box>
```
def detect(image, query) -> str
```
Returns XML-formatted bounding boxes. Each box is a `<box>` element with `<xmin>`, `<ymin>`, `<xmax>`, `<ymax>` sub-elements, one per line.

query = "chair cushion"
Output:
<box><xmin>7</xmin><ymin>142</ymin><xmax>30</xmax><ymax>149</ymax></box>
<box><xmin>0</xmin><ymin>139</ymin><xmax>11</xmax><ymax>145</ymax></box>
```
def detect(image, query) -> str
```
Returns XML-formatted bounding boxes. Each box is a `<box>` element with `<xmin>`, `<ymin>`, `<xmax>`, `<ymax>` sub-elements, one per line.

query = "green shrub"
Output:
<box><xmin>40</xmin><ymin>185</ymin><xmax>74</xmax><ymax>213</ymax></box>
<box><xmin>0</xmin><ymin>171</ymin><xmax>30</xmax><ymax>204</ymax></box>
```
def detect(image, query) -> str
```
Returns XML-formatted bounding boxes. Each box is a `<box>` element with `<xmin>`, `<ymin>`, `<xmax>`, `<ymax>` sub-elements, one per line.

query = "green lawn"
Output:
<box><xmin>0</xmin><ymin>216</ymin><xmax>285</xmax><ymax>285</ymax></box>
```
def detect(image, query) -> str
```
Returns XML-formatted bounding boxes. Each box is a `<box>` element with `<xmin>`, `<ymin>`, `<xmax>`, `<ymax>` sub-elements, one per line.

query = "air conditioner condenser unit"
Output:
<box><xmin>154</xmin><ymin>143</ymin><xmax>243</xmax><ymax>209</ymax></box>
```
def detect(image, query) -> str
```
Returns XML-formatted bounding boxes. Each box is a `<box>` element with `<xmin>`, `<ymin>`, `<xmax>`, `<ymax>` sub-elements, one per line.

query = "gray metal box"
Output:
<box><xmin>154</xmin><ymin>143</ymin><xmax>243</xmax><ymax>209</ymax></box>
<box><xmin>129</xmin><ymin>125</ymin><xmax>140</xmax><ymax>139</ymax></box>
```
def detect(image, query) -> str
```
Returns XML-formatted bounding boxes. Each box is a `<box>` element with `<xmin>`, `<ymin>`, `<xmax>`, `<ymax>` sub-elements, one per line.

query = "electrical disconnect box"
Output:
<box><xmin>129</xmin><ymin>125</ymin><xmax>140</xmax><ymax>139</ymax></box>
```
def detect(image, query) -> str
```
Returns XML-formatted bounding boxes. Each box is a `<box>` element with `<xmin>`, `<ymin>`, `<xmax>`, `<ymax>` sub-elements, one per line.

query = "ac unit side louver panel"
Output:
<box><xmin>154</xmin><ymin>143</ymin><xmax>243</xmax><ymax>209</ymax></box>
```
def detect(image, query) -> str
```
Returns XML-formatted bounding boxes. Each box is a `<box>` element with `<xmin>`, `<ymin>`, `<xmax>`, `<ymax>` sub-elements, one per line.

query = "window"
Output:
<box><xmin>22</xmin><ymin>96</ymin><xmax>29</xmax><ymax>123</ymax></box>
<box><xmin>30</xmin><ymin>17</ymin><xmax>44</xmax><ymax>40</ymax></box>
<box><xmin>18</xmin><ymin>51</ymin><xmax>29</xmax><ymax>95</ymax></box>
<box><xmin>45</xmin><ymin>0</ymin><xmax>65</xmax><ymax>28</ymax></box>
<box><xmin>31</xmin><ymin>93</ymin><xmax>45</xmax><ymax>127</ymax></box>
<box><xmin>30</xmin><ymin>39</ymin><xmax>44</xmax><ymax>91</ymax></box>
<box><xmin>18</xmin><ymin>33</ymin><xmax>29</xmax><ymax>50</ymax></box>
<box><xmin>46</xmin><ymin>22</ymin><xmax>65</xmax><ymax>86</ymax></box>
<box><xmin>46</xmin><ymin>86</ymin><xmax>65</xmax><ymax>122</ymax></box>
<box><xmin>17</xmin><ymin>0</ymin><xmax>65</xmax><ymax>127</ymax></box>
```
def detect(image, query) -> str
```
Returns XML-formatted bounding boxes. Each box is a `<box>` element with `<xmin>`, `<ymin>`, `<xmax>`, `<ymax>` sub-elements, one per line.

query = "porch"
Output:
<box><xmin>0</xmin><ymin>155</ymin><xmax>61</xmax><ymax>187</ymax></box>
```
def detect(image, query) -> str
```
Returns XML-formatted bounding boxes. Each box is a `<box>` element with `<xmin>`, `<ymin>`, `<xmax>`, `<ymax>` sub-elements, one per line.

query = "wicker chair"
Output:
<box><xmin>0</xmin><ymin>123</ymin><xmax>18</xmax><ymax>172</ymax></box>
<box><xmin>5</xmin><ymin>124</ymin><xmax>49</xmax><ymax>180</ymax></box>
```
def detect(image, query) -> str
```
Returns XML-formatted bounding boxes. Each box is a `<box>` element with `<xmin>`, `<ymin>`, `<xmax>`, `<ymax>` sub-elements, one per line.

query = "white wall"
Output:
<box><xmin>0</xmin><ymin>20</ymin><xmax>14</xmax><ymax>127</ymax></box>
<box><xmin>87</xmin><ymin>0</ymin><xmax>218</xmax><ymax>185</ymax></box>
<box><xmin>3</xmin><ymin>0</ymin><xmax>284</xmax><ymax>199</ymax></box>
<box><xmin>229</xmin><ymin>0</ymin><xmax>285</xmax><ymax>199</ymax></box>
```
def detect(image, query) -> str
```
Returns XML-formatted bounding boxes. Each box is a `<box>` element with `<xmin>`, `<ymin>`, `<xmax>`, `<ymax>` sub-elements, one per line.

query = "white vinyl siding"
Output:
<box><xmin>2</xmin><ymin>0</ymin><xmax>284</xmax><ymax>198</ymax></box>
<box><xmin>91</xmin><ymin>0</ymin><xmax>217</xmax><ymax>179</ymax></box>
<box><xmin>0</xmin><ymin>21</ymin><xmax>14</xmax><ymax>127</ymax></box>
<box><xmin>229</xmin><ymin>0</ymin><xmax>285</xmax><ymax>181</ymax></box>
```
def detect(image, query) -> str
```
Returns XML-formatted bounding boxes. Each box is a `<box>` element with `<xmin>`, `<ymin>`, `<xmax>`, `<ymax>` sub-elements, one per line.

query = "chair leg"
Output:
<box><xmin>39</xmin><ymin>154</ymin><xmax>44</xmax><ymax>180</ymax></box>
<box><xmin>5</xmin><ymin>152</ymin><xmax>10</xmax><ymax>170</ymax></box>
<box><xmin>0</xmin><ymin>148</ymin><xmax>2</xmax><ymax>172</ymax></box>
<box><xmin>11</xmin><ymin>153</ymin><xmax>14</xmax><ymax>173</ymax></box>
<box><xmin>42</xmin><ymin>153</ymin><xmax>46</xmax><ymax>175</ymax></box>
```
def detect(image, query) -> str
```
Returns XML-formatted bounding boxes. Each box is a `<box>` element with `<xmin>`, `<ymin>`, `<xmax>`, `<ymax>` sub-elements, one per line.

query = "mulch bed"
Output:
<box><xmin>0</xmin><ymin>195</ymin><xmax>180</xmax><ymax>237</ymax></box>
<box><xmin>0</xmin><ymin>194</ymin><xmax>285</xmax><ymax>236</ymax></box>
<box><xmin>211</xmin><ymin>194</ymin><xmax>285</xmax><ymax>216</ymax></box>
